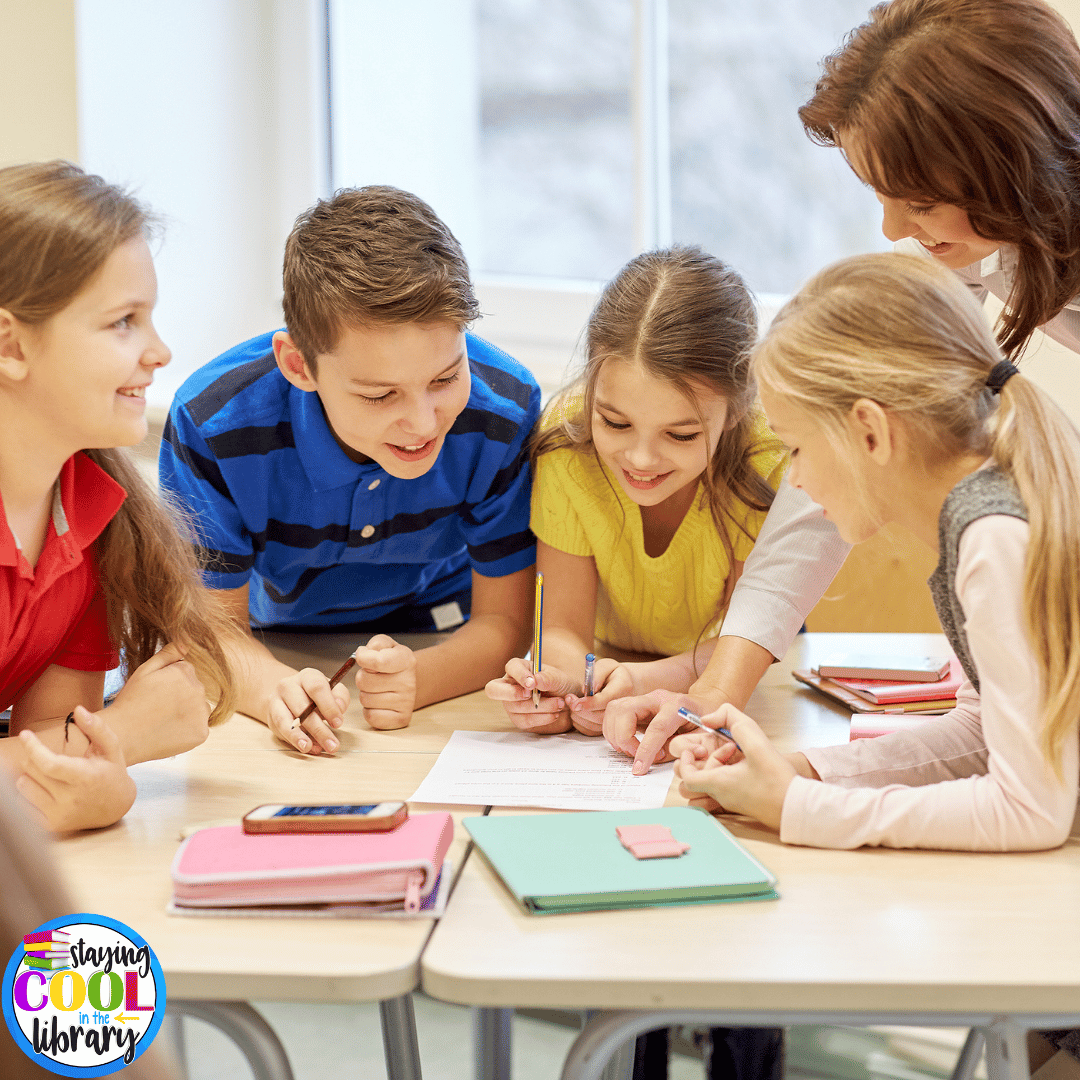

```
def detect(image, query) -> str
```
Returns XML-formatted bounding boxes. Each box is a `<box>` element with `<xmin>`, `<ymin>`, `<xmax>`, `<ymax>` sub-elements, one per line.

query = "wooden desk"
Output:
<box><xmin>51</xmin><ymin>630</ymin><xmax>492</xmax><ymax>1080</ymax></box>
<box><xmin>421</xmin><ymin>634</ymin><xmax>1080</xmax><ymax>1080</ymax></box>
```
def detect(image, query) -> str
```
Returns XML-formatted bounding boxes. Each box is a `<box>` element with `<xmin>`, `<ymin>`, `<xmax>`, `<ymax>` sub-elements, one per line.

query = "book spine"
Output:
<box><xmin>23</xmin><ymin>931</ymin><xmax>70</xmax><ymax>945</ymax></box>
<box><xmin>24</xmin><ymin>957</ymin><xmax>71</xmax><ymax>971</ymax></box>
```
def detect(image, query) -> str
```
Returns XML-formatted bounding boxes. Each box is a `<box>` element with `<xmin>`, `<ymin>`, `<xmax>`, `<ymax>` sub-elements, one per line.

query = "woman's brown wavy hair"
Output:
<box><xmin>800</xmin><ymin>0</ymin><xmax>1080</xmax><ymax>360</ymax></box>
<box><xmin>533</xmin><ymin>245</ymin><xmax>779</xmax><ymax>620</ymax></box>
<box><xmin>0</xmin><ymin>161</ymin><xmax>236</xmax><ymax>723</ymax></box>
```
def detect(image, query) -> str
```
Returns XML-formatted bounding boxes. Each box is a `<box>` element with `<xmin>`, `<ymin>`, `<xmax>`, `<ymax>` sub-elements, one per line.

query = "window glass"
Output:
<box><xmin>669</xmin><ymin>0</ymin><xmax>890</xmax><ymax>294</ymax></box>
<box><xmin>477</xmin><ymin>0</ymin><xmax>634</xmax><ymax>281</ymax></box>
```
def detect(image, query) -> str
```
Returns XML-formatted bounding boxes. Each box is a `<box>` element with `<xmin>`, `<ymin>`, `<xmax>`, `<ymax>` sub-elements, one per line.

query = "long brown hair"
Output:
<box><xmin>754</xmin><ymin>253</ymin><xmax>1080</xmax><ymax>774</ymax></box>
<box><xmin>534</xmin><ymin>245</ymin><xmax>779</xmax><ymax>615</ymax></box>
<box><xmin>800</xmin><ymin>0</ymin><xmax>1080</xmax><ymax>360</ymax></box>
<box><xmin>0</xmin><ymin>161</ymin><xmax>235</xmax><ymax>723</ymax></box>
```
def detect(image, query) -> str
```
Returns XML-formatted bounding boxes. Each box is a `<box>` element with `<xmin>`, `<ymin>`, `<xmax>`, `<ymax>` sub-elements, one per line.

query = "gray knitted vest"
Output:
<box><xmin>927</xmin><ymin>468</ymin><xmax>1028</xmax><ymax>692</ymax></box>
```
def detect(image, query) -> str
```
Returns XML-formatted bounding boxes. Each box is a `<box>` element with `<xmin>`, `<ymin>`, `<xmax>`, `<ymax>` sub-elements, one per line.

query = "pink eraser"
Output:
<box><xmin>616</xmin><ymin>824</ymin><xmax>691</xmax><ymax>860</ymax></box>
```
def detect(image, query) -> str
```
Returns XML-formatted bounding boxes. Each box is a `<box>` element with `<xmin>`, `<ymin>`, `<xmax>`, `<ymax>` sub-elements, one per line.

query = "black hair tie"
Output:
<box><xmin>986</xmin><ymin>360</ymin><xmax>1019</xmax><ymax>393</ymax></box>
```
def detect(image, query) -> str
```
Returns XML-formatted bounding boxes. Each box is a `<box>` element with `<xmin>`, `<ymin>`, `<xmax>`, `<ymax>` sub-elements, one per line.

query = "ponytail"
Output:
<box><xmin>989</xmin><ymin>377</ymin><xmax>1080</xmax><ymax>772</ymax></box>
<box><xmin>754</xmin><ymin>251</ymin><xmax>1080</xmax><ymax>773</ymax></box>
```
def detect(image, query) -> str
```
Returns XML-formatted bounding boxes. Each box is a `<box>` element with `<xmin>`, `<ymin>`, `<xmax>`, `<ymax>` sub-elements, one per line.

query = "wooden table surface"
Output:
<box><xmin>421</xmin><ymin>633</ymin><xmax>1080</xmax><ymax>1018</ymax></box>
<box><xmin>52</xmin><ymin>630</ymin><xmax>486</xmax><ymax>1004</ymax></box>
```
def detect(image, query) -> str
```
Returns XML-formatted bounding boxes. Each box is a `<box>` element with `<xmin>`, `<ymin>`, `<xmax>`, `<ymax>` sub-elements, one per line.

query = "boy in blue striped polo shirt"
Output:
<box><xmin>160</xmin><ymin>187</ymin><xmax>538</xmax><ymax>752</ymax></box>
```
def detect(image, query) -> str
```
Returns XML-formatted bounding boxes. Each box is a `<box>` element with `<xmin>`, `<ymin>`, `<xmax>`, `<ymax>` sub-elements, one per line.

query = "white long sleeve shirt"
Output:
<box><xmin>781</xmin><ymin>515</ymin><xmax>1079</xmax><ymax>851</ymax></box>
<box><xmin>719</xmin><ymin>481</ymin><xmax>851</xmax><ymax>659</ymax></box>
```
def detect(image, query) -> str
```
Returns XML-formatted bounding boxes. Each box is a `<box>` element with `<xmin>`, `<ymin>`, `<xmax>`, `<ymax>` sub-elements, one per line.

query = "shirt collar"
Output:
<box><xmin>289</xmin><ymin>384</ymin><xmax>383</xmax><ymax>491</ymax></box>
<box><xmin>0</xmin><ymin>453</ymin><xmax>126</xmax><ymax>567</ymax></box>
<box><xmin>978</xmin><ymin>246</ymin><xmax>1080</xmax><ymax>314</ymax></box>
<box><xmin>978</xmin><ymin>247</ymin><xmax>1005</xmax><ymax>279</ymax></box>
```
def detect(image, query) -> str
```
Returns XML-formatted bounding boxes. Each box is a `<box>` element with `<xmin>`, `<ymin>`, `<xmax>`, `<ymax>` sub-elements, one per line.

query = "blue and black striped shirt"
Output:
<box><xmin>159</xmin><ymin>331</ymin><xmax>539</xmax><ymax>629</ymax></box>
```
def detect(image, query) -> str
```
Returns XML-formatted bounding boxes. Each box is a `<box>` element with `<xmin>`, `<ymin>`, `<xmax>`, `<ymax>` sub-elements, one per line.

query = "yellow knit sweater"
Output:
<box><xmin>530</xmin><ymin>410</ymin><xmax>785</xmax><ymax>656</ymax></box>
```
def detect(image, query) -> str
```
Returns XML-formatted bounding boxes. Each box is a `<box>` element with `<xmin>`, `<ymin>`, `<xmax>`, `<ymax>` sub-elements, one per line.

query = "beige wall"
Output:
<box><xmin>0</xmin><ymin>0</ymin><xmax>78</xmax><ymax>167</ymax></box>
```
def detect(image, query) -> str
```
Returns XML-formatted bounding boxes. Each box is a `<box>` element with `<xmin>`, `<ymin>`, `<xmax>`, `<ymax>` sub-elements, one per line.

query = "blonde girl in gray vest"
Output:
<box><xmin>673</xmin><ymin>252</ymin><xmax>1079</xmax><ymax>857</ymax></box>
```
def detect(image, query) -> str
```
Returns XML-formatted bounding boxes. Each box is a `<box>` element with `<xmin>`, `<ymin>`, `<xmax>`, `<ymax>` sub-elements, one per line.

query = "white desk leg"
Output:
<box><xmin>952</xmin><ymin>1029</ymin><xmax>987</xmax><ymax>1080</ymax></box>
<box><xmin>160</xmin><ymin>1012</ymin><xmax>189</xmax><ymax>1080</ymax></box>
<box><xmin>473</xmin><ymin>1006</ymin><xmax>512</xmax><ymax>1080</ymax></box>
<box><xmin>166</xmin><ymin>1002</ymin><xmax>294</xmax><ymax>1080</ymax></box>
<box><xmin>599</xmin><ymin>1038</ymin><xmax>634</xmax><ymax>1080</ymax></box>
<box><xmin>380</xmin><ymin>994</ymin><xmax>424</xmax><ymax>1080</ymax></box>
<box><xmin>985</xmin><ymin>1020</ymin><xmax>1030</xmax><ymax>1080</ymax></box>
<box><xmin>583</xmin><ymin>1011</ymin><xmax>633</xmax><ymax>1080</ymax></box>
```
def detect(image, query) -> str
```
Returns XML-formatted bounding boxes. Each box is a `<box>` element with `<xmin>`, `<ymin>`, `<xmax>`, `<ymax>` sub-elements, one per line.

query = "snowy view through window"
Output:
<box><xmin>477</xmin><ymin>0</ymin><xmax>891</xmax><ymax>293</ymax></box>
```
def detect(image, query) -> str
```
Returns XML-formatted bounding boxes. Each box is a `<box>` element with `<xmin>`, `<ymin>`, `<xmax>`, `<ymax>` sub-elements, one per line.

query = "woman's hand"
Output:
<box><xmin>485</xmin><ymin>658</ymin><xmax>580</xmax><ymax>734</ymax></box>
<box><xmin>603</xmin><ymin>689</ymin><xmax>711</xmax><ymax>773</ymax></box>
<box><xmin>674</xmin><ymin>706</ymin><xmax>797</xmax><ymax>831</ymax></box>
<box><xmin>15</xmin><ymin>707</ymin><xmax>136</xmax><ymax>832</ymax></box>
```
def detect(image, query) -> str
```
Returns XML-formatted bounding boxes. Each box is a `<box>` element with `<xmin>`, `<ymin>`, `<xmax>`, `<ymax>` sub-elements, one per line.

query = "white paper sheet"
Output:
<box><xmin>409</xmin><ymin>730</ymin><xmax>675</xmax><ymax>810</ymax></box>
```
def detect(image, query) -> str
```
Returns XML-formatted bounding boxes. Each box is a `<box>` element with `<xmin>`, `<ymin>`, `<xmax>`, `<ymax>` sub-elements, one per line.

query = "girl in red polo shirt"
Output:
<box><xmin>0</xmin><ymin>161</ymin><xmax>235</xmax><ymax>832</ymax></box>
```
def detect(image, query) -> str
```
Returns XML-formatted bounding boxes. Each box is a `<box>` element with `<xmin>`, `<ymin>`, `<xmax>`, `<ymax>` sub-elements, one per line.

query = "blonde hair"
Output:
<box><xmin>753</xmin><ymin>252</ymin><xmax>1080</xmax><ymax>772</ymax></box>
<box><xmin>0</xmin><ymin>161</ymin><xmax>237</xmax><ymax>723</ymax></box>
<box><xmin>535</xmin><ymin>245</ymin><xmax>778</xmax><ymax>623</ymax></box>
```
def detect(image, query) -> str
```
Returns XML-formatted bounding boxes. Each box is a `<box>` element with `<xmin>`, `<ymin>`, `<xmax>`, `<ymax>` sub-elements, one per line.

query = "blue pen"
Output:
<box><xmin>676</xmin><ymin>707</ymin><xmax>741</xmax><ymax>750</ymax></box>
<box><xmin>583</xmin><ymin>653</ymin><xmax>595</xmax><ymax>696</ymax></box>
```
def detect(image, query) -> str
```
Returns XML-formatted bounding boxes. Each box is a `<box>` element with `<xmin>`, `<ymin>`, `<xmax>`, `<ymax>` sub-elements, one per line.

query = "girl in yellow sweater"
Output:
<box><xmin>486</xmin><ymin>245</ymin><xmax>785</xmax><ymax>734</ymax></box>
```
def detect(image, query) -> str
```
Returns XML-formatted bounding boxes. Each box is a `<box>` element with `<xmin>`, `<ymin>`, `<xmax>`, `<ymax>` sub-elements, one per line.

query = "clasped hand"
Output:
<box><xmin>671</xmin><ymin>705</ymin><xmax>797</xmax><ymax>831</ymax></box>
<box><xmin>485</xmin><ymin>657</ymin><xmax>637</xmax><ymax>735</ymax></box>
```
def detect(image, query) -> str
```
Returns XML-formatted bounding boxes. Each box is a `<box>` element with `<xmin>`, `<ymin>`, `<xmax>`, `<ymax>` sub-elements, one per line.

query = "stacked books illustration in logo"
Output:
<box><xmin>22</xmin><ymin>928</ymin><xmax>71</xmax><ymax>971</ymax></box>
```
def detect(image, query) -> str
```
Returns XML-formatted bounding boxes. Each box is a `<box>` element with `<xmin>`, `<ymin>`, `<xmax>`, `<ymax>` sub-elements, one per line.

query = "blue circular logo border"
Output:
<box><xmin>2</xmin><ymin>912</ymin><xmax>167</xmax><ymax>1078</ymax></box>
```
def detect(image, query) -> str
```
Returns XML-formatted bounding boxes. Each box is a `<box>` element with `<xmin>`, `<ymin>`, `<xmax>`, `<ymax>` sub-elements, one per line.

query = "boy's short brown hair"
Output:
<box><xmin>282</xmin><ymin>185</ymin><xmax>479</xmax><ymax>364</ymax></box>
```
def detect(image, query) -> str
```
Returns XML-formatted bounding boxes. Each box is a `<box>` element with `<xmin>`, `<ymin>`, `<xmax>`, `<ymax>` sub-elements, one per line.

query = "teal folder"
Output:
<box><xmin>464</xmin><ymin>807</ymin><xmax>778</xmax><ymax>915</ymax></box>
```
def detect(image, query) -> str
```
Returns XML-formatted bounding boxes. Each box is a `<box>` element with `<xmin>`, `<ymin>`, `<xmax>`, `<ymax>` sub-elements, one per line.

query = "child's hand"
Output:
<box><xmin>109</xmin><ymin>641</ymin><xmax>211</xmax><ymax>761</ymax></box>
<box><xmin>670</xmin><ymin>730</ymin><xmax>741</xmax><ymax>812</ymax></box>
<box><xmin>485</xmin><ymin>658</ymin><xmax>578</xmax><ymax>734</ymax></box>
<box><xmin>674</xmin><ymin>707</ymin><xmax>796</xmax><ymax>831</ymax></box>
<box><xmin>564</xmin><ymin>659</ymin><xmax>638</xmax><ymax>736</ymax></box>
<box><xmin>268</xmin><ymin>668</ymin><xmax>351</xmax><ymax>754</ymax></box>
<box><xmin>353</xmin><ymin>635</ymin><xmax>417</xmax><ymax>730</ymax></box>
<box><xmin>15</xmin><ymin>708</ymin><xmax>137</xmax><ymax>833</ymax></box>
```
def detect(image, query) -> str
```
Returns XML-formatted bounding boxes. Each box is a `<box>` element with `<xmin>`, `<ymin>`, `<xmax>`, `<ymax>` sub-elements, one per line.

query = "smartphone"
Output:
<box><xmin>242</xmin><ymin>802</ymin><xmax>409</xmax><ymax>834</ymax></box>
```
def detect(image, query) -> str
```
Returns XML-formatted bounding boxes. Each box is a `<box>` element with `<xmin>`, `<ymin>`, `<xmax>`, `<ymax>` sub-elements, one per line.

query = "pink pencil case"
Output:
<box><xmin>171</xmin><ymin>812</ymin><xmax>453</xmax><ymax>912</ymax></box>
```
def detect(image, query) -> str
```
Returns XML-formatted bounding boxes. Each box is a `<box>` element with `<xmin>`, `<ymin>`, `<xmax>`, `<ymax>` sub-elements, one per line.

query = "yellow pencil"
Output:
<box><xmin>532</xmin><ymin>571</ymin><xmax>544</xmax><ymax>708</ymax></box>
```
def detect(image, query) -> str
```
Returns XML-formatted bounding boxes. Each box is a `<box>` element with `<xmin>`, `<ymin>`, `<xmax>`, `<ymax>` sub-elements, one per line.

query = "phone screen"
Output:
<box><xmin>272</xmin><ymin>804</ymin><xmax>379</xmax><ymax>817</ymax></box>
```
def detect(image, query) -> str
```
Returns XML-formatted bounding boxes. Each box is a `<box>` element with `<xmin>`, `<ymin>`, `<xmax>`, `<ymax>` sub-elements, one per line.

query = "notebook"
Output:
<box><xmin>826</xmin><ymin>658</ymin><xmax>962</xmax><ymax>704</ymax></box>
<box><xmin>793</xmin><ymin>670</ymin><xmax>955</xmax><ymax>715</ymax></box>
<box><xmin>464</xmin><ymin>806</ymin><xmax>777</xmax><ymax>915</ymax></box>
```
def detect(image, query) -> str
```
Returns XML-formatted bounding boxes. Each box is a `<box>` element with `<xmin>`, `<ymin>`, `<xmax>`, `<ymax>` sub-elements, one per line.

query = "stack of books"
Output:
<box><xmin>794</xmin><ymin>656</ymin><xmax>962</xmax><ymax>736</ymax></box>
<box><xmin>22</xmin><ymin>929</ymin><xmax>71</xmax><ymax>971</ymax></box>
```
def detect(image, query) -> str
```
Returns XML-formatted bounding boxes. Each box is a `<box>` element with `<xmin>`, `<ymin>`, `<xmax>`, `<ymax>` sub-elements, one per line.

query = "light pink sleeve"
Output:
<box><xmin>781</xmin><ymin>516</ymin><xmax>1078</xmax><ymax>851</ymax></box>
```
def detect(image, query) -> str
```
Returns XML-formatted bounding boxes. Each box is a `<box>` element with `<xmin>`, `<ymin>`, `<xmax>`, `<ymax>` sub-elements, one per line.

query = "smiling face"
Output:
<box><xmin>287</xmin><ymin>319</ymin><xmax>471</xmax><ymax>479</ymax></box>
<box><xmin>758</xmin><ymin>382</ymin><xmax>884</xmax><ymax>545</ymax></box>
<box><xmin>590</xmin><ymin>358</ymin><xmax>728</xmax><ymax>508</ymax></box>
<box><xmin>17</xmin><ymin>236</ymin><xmax>171</xmax><ymax>450</ymax></box>
<box><xmin>841</xmin><ymin>129</ymin><xmax>1001</xmax><ymax>271</ymax></box>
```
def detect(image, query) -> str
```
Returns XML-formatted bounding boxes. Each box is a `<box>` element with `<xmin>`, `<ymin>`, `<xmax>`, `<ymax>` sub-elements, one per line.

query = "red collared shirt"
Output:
<box><xmin>0</xmin><ymin>453</ymin><xmax>126</xmax><ymax>710</ymax></box>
